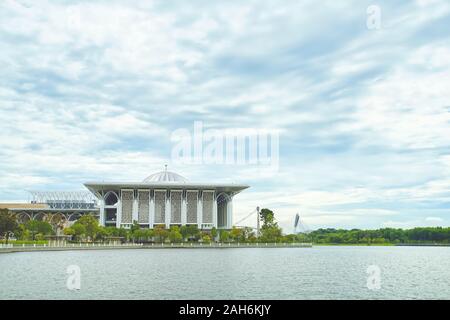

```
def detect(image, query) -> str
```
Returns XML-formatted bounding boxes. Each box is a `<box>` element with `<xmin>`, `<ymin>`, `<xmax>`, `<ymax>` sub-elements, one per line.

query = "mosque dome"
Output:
<box><xmin>142</xmin><ymin>166</ymin><xmax>188</xmax><ymax>183</ymax></box>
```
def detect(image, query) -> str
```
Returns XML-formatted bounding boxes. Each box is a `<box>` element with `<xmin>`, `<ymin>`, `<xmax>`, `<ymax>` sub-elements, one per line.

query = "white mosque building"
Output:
<box><xmin>84</xmin><ymin>168</ymin><xmax>249</xmax><ymax>230</ymax></box>
<box><xmin>2</xmin><ymin>168</ymin><xmax>249</xmax><ymax>231</ymax></box>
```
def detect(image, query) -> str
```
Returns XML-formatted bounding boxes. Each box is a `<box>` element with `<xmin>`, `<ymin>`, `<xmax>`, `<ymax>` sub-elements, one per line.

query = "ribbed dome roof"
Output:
<box><xmin>142</xmin><ymin>170</ymin><xmax>188</xmax><ymax>183</ymax></box>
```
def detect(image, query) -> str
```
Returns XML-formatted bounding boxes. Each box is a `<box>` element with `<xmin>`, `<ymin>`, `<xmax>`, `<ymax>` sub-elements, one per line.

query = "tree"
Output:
<box><xmin>73</xmin><ymin>214</ymin><xmax>100</xmax><ymax>241</ymax></box>
<box><xmin>220</xmin><ymin>230</ymin><xmax>230</xmax><ymax>242</ymax></box>
<box><xmin>25</xmin><ymin>220</ymin><xmax>53</xmax><ymax>240</ymax></box>
<box><xmin>180</xmin><ymin>225</ymin><xmax>189</xmax><ymax>241</ymax></box>
<box><xmin>15</xmin><ymin>224</ymin><xmax>29</xmax><ymax>241</ymax></box>
<box><xmin>144</xmin><ymin>229</ymin><xmax>154</xmax><ymax>241</ymax></box>
<box><xmin>185</xmin><ymin>225</ymin><xmax>201</xmax><ymax>241</ymax></box>
<box><xmin>169</xmin><ymin>226</ymin><xmax>183</xmax><ymax>243</ymax></box>
<box><xmin>202</xmin><ymin>234</ymin><xmax>211</xmax><ymax>243</ymax></box>
<box><xmin>230</xmin><ymin>226</ymin><xmax>243</xmax><ymax>242</ymax></box>
<box><xmin>210</xmin><ymin>227</ymin><xmax>218</xmax><ymax>241</ymax></box>
<box><xmin>132</xmin><ymin>228</ymin><xmax>153</xmax><ymax>243</ymax></box>
<box><xmin>63</xmin><ymin>227</ymin><xmax>75</xmax><ymax>237</ymax></box>
<box><xmin>283</xmin><ymin>234</ymin><xmax>296</xmax><ymax>243</ymax></box>
<box><xmin>130</xmin><ymin>221</ymin><xmax>140</xmax><ymax>232</ymax></box>
<box><xmin>130</xmin><ymin>221</ymin><xmax>141</xmax><ymax>243</ymax></box>
<box><xmin>242</xmin><ymin>227</ymin><xmax>255</xmax><ymax>241</ymax></box>
<box><xmin>154</xmin><ymin>225</ymin><xmax>169</xmax><ymax>243</ymax></box>
<box><xmin>260</xmin><ymin>208</ymin><xmax>276</xmax><ymax>227</ymax></box>
<box><xmin>96</xmin><ymin>226</ymin><xmax>108</xmax><ymax>241</ymax></box>
<box><xmin>104</xmin><ymin>226</ymin><xmax>128</xmax><ymax>238</ymax></box>
<box><xmin>259</xmin><ymin>208</ymin><xmax>282</xmax><ymax>242</ymax></box>
<box><xmin>295</xmin><ymin>233</ymin><xmax>310</xmax><ymax>243</ymax></box>
<box><xmin>299</xmin><ymin>227</ymin><xmax>450</xmax><ymax>245</ymax></box>
<box><xmin>260</xmin><ymin>224</ymin><xmax>282</xmax><ymax>242</ymax></box>
<box><xmin>0</xmin><ymin>209</ymin><xmax>18</xmax><ymax>244</ymax></box>
<box><xmin>69</xmin><ymin>223</ymin><xmax>86</xmax><ymax>241</ymax></box>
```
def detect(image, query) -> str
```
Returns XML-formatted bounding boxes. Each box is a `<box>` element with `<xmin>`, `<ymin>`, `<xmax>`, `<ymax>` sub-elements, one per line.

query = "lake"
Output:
<box><xmin>0</xmin><ymin>246</ymin><xmax>449</xmax><ymax>299</ymax></box>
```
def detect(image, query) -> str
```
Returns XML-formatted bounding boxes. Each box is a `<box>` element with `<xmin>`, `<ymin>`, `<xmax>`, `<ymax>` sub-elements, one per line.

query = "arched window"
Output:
<box><xmin>104</xmin><ymin>192</ymin><xmax>119</xmax><ymax>206</ymax></box>
<box><xmin>217</xmin><ymin>193</ymin><xmax>230</xmax><ymax>228</ymax></box>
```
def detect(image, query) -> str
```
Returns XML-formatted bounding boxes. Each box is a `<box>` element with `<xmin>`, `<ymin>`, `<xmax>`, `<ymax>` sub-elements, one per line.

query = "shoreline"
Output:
<box><xmin>0</xmin><ymin>242</ymin><xmax>312</xmax><ymax>254</ymax></box>
<box><xmin>1</xmin><ymin>242</ymin><xmax>448</xmax><ymax>254</ymax></box>
<box><xmin>315</xmin><ymin>243</ymin><xmax>450</xmax><ymax>247</ymax></box>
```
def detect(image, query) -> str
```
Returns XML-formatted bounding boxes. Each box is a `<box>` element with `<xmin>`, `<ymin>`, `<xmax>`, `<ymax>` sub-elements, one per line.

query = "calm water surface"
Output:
<box><xmin>1</xmin><ymin>246</ymin><xmax>449</xmax><ymax>299</ymax></box>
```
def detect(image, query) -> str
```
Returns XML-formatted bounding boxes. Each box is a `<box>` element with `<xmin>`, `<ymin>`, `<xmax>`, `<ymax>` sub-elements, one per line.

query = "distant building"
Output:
<box><xmin>1</xmin><ymin>191</ymin><xmax>98</xmax><ymax>226</ymax></box>
<box><xmin>3</xmin><ymin>168</ymin><xmax>249</xmax><ymax>230</ymax></box>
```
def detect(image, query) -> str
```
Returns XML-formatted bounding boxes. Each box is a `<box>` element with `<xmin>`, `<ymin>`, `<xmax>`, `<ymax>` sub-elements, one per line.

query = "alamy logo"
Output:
<box><xmin>366</xmin><ymin>5</ymin><xmax>381</xmax><ymax>30</ymax></box>
<box><xmin>66</xmin><ymin>6</ymin><xmax>81</xmax><ymax>30</ymax></box>
<box><xmin>66</xmin><ymin>265</ymin><xmax>81</xmax><ymax>291</ymax></box>
<box><xmin>366</xmin><ymin>265</ymin><xmax>381</xmax><ymax>290</ymax></box>
<box><xmin>171</xmin><ymin>121</ymin><xmax>280</xmax><ymax>171</ymax></box>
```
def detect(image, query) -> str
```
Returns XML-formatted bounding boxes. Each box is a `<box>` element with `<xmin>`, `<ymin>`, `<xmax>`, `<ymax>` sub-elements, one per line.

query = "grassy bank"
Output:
<box><xmin>0</xmin><ymin>240</ymin><xmax>48</xmax><ymax>245</ymax></box>
<box><xmin>314</xmin><ymin>242</ymin><xmax>450</xmax><ymax>246</ymax></box>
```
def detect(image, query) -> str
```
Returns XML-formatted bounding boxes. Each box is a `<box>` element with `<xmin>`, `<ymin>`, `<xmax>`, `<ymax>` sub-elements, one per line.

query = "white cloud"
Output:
<box><xmin>0</xmin><ymin>0</ymin><xmax>449</xmax><ymax>231</ymax></box>
<box><xmin>383</xmin><ymin>216</ymin><xmax>447</xmax><ymax>228</ymax></box>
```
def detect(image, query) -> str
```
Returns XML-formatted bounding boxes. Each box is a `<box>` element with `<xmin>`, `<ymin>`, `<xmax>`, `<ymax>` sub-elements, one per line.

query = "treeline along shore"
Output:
<box><xmin>1</xmin><ymin>208</ymin><xmax>449</xmax><ymax>246</ymax></box>
<box><xmin>297</xmin><ymin>227</ymin><xmax>450</xmax><ymax>245</ymax></box>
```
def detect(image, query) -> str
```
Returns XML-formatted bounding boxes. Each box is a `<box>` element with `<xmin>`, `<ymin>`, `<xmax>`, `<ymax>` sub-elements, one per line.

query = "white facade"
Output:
<box><xmin>84</xmin><ymin>170</ymin><xmax>248</xmax><ymax>230</ymax></box>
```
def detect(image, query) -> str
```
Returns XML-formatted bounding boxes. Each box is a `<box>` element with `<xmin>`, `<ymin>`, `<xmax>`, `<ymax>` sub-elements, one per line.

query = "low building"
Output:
<box><xmin>2</xmin><ymin>191</ymin><xmax>99</xmax><ymax>226</ymax></box>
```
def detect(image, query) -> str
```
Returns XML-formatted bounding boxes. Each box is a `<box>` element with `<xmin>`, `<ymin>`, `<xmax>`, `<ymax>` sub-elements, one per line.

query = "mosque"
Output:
<box><xmin>2</xmin><ymin>167</ymin><xmax>249</xmax><ymax>230</ymax></box>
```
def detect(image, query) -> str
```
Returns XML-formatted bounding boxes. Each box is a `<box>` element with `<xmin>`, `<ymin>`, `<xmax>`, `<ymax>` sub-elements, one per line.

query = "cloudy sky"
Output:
<box><xmin>0</xmin><ymin>0</ymin><xmax>449</xmax><ymax>232</ymax></box>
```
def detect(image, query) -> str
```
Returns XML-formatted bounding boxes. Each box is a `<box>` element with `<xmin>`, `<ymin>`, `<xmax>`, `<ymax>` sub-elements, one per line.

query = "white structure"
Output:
<box><xmin>84</xmin><ymin>169</ymin><xmax>249</xmax><ymax>230</ymax></box>
<box><xmin>4</xmin><ymin>191</ymin><xmax>98</xmax><ymax>226</ymax></box>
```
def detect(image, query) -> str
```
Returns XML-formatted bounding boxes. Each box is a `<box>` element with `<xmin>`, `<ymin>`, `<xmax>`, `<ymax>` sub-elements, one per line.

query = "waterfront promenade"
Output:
<box><xmin>0</xmin><ymin>242</ymin><xmax>313</xmax><ymax>253</ymax></box>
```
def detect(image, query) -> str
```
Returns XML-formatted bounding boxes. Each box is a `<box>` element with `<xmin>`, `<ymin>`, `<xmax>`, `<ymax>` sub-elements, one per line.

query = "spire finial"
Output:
<box><xmin>164</xmin><ymin>164</ymin><xmax>168</xmax><ymax>172</ymax></box>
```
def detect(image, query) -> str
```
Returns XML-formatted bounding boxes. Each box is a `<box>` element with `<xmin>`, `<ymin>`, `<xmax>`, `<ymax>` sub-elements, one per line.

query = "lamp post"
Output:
<box><xmin>256</xmin><ymin>206</ymin><xmax>260</xmax><ymax>238</ymax></box>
